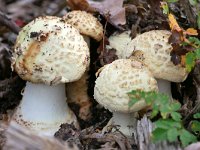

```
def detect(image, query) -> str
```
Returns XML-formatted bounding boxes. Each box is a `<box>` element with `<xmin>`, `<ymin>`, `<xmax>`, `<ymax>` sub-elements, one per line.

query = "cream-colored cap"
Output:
<box><xmin>106</xmin><ymin>30</ymin><xmax>132</xmax><ymax>58</ymax></box>
<box><xmin>125</xmin><ymin>30</ymin><xmax>188</xmax><ymax>82</ymax></box>
<box><xmin>94</xmin><ymin>59</ymin><xmax>158</xmax><ymax>113</ymax></box>
<box><xmin>63</xmin><ymin>10</ymin><xmax>103</xmax><ymax>41</ymax></box>
<box><xmin>13</xmin><ymin>16</ymin><xmax>90</xmax><ymax>85</ymax></box>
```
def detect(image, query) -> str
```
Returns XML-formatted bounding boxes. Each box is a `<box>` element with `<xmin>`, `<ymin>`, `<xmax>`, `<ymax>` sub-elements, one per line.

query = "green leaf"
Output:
<box><xmin>195</xmin><ymin>48</ymin><xmax>200</xmax><ymax>59</ymax></box>
<box><xmin>170</xmin><ymin>102</ymin><xmax>181</xmax><ymax>111</ymax></box>
<box><xmin>179</xmin><ymin>129</ymin><xmax>197</xmax><ymax>147</ymax></box>
<box><xmin>167</xmin><ymin>0</ymin><xmax>179</xmax><ymax>2</ymax></box>
<box><xmin>128</xmin><ymin>98</ymin><xmax>138</xmax><ymax>107</ymax></box>
<box><xmin>171</xmin><ymin>112</ymin><xmax>182</xmax><ymax>121</ymax></box>
<box><xmin>188</xmin><ymin>37</ymin><xmax>200</xmax><ymax>47</ymax></box>
<box><xmin>152</xmin><ymin>128</ymin><xmax>168</xmax><ymax>142</ymax></box>
<box><xmin>162</xmin><ymin>3</ymin><xmax>169</xmax><ymax>15</ymax></box>
<box><xmin>189</xmin><ymin>0</ymin><xmax>198</xmax><ymax>5</ymax></box>
<box><xmin>191</xmin><ymin>120</ymin><xmax>200</xmax><ymax>132</ymax></box>
<box><xmin>151</xmin><ymin>109</ymin><xmax>159</xmax><ymax>119</ymax></box>
<box><xmin>155</xmin><ymin>119</ymin><xmax>182</xmax><ymax>129</ymax></box>
<box><xmin>193</xmin><ymin>113</ymin><xmax>200</xmax><ymax>119</ymax></box>
<box><xmin>167</xmin><ymin>128</ymin><xmax>178</xmax><ymax>142</ymax></box>
<box><xmin>185</xmin><ymin>52</ymin><xmax>196</xmax><ymax>72</ymax></box>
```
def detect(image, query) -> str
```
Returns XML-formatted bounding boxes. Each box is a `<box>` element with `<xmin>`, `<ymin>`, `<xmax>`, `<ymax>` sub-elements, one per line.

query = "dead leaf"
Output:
<box><xmin>168</xmin><ymin>13</ymin><xmax>182</xmax><ymax>32</ymax></box>
<box><xmin>67</xmin><ymin>0</ymin><xmax>126</xmax><ymax>28</ymax></box>
<box><xmin>185</xmin><ymin>28</ymin><xmax>198</xmax><ymax>36</ymax></box>
<box><xmin>87</xmin><ymin>0</ymin><xmax>126</xmax><ymax>27</ymax></box>
<box><xmin>66</xmin><ymin>0</ymin><xmax>95</xmax><ymax>12</ymax></box>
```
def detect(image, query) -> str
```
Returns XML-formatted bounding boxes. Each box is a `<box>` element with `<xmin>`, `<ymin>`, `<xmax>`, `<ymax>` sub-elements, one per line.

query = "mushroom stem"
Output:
<box><xmin>11</xmin><ymin>82</ymin><xmax>78</xmax><ymax>136</ymax></box>
<box><xmin>112</xmin><ymin>112</ymin><xmax>137</xmax><ymax>137</ymax></box>
<box><xmin>157</xmin><ymin>79</ymin><xmax>172</xmax><ymax>99</ymax></box>
<box><xmin>83</xmin><ymin>36</ymin><xmax>90</xmax><ymax>47</ymax></box>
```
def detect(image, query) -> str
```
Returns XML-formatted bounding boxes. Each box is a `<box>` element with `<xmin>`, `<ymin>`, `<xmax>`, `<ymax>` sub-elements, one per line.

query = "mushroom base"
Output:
<box><xmin>112</xmin><ymin>112</ymin><xmax>137</xmax><ymax>137</ymax></box>
<box><xmin>10</xmin><ymin>82</ymin><xmax>79</xmax><ymax>136</ymax></box>
<box><xmin>157</xmin><ymin>79</ymin><xmax>172</xmax><ymax>99</ymax></box>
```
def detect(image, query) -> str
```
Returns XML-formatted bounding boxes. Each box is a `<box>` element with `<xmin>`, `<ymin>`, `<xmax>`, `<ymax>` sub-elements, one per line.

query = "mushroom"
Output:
<box><xmin>10</xmin><ymin>16</ymin><xmax>90</xmax><ymax>135</ymax></box>
<box><xmin>106</xmin><ymin>30</ymin><xmax>132</xmax><ymax>59</ymax></box>
<box><xmin>63</xmin><ymin>10</ymin><xmax>103</xmax><ymax>120</ymax></box>
<box><xmin>94</xmin><ymin>59</ymin><xmax>158</xmax><ymax>136</ymax></box>
<box><xmin>107</xmin><ymin>30</ymin><xmax>188</xmax><ymax>97</ymax></box>
<box><xmin>125</xmin><ymin>30</ymin><xmax>188</xmax><ymax>97</ymax></box>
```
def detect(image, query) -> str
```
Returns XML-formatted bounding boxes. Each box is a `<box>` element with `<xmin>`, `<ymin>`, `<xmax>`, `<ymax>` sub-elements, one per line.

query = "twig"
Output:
<box><xmin>0</xmin><ymin>10</ymin><xmax>20</xmax><ymax>34</ymax></box>
<box><xmin>3</xmin><ymin>122</ymin><xmax>79</xmax><ymax>150</ymax></box>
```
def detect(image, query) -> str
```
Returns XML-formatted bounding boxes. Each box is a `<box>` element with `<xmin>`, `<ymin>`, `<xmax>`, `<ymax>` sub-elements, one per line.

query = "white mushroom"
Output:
<box><xmin>63</xmin><ymin>11</ymin><xmax>103</xmax><ymax>120</ymax></box>
<box><xmin>106</xmin><ymin>30</ymin><xmax>132</xmax><ymax>59</ymax></box>
<box><xmin>94</xmin><ymin>59</ymin><xmax>158</xmax><ymax>136</ymax></box>
<box><xmin>10</xmin><ymin>16</ymin><xmax>90</xmax><ymax>136</ymax></box>
<box><xmin>125</xmin><ymin>30</ymin><xmax>188</xmax><ymax>97</ymax></box>
<box><xmin>107</xmin><ymin>30</ymin><xmax>188</xmax><ymax>98</ymax></box>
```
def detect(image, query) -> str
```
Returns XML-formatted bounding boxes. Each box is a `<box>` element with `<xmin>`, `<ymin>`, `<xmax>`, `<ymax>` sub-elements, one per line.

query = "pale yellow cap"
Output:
<box><xmin>63</xmin><ymin>11</ymin><xmax>103</xmax><ymax>41</ymax></box>
<box><xmin>13</xmin><ymin>16</ymin><xmax>90</xmax><ymax>85</ymax></box>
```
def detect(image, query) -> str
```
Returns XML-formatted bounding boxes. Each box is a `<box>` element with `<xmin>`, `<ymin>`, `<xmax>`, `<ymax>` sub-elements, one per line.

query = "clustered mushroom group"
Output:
<box><xmin>9</xmin><ymin>9</ymin><xmax>189</xmax><ymax>138</ymax></box>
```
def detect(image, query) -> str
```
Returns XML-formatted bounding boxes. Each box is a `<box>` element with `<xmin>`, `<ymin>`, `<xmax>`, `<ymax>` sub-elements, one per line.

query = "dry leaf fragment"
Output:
<box><xmin>87</xmin><ymin>0</ymin><xmax>126</xmax><ymax>27</ymax></box>
<box><xmin>66</xmin><ymin>0</ymin><xmax>95</xmax><ymax>12</ymax></box>
<box><xmin>66</xmin><ymin>0</ymin><xmax>126</xmax><ymax>28</ymax></box>
<box><xmin>185</xmin><ymin>28</ymin><xmax>198</xmax><ymax>36</ymax></box>
<box><xmin>168</xmin><ymin>13</ymin><xmax>182</xmax><ymax>32</ymax></box>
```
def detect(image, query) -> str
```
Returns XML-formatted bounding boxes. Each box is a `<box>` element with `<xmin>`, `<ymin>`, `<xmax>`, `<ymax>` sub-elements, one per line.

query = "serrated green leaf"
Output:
<box><xmin>179</xmin><ymin>129</ymin><xmax>197</xmax><ymax>147</ymax></box>
<box><xmin>191</xmin><ymin>120</ymin><xmax>200</xmax><ymax>132</ymax></box>
<box><xmin>155</xmin><ymin>119</ymin><xmax>182</xmax><ymax>129</ymax></box>
<box><xmin>167</xmin><ymin>128</ymin><xmax>178</xmax><ymax>142</ymax></box>
<box><xmin>171</xmin><ymin>112</ymin><xmax>182</xmax><ymax>121</ymax></box>
<box><xmin>170</xmin><ymin>102</ymin><xmax>181</xmax><ymax>111</ymax></box>
<box><xmin>152</xmin><ymin>128</ymin><xmax>168</xmax><ymax>142</ymax></box>
<box><xmin>185</xmin><ymin>52</ymin><xmax>196</xmax><ymax>72</ymax></box>
<box><xmin>193</xmin><ymin>113</ymin><xmax>200</xmax><ymax>119</ymax></box>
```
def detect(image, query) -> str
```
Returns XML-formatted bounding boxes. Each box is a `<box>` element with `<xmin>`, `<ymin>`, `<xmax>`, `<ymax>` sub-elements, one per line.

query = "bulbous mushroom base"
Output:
<box><xmin>10</xmin><ymin>82</ymin><xmax>79</xmax><ymax>136</ymax></box>
<box><xmin>111</xmin><ymin>112</ymin><xmax>137</xmax><ymax>137</ymax></box>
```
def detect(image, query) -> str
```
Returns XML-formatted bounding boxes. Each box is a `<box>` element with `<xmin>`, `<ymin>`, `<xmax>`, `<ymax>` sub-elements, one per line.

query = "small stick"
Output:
<box><xmin>0</xmin><ymin>10</ymin><xmax>20</xmax><ymax>34</ymax></box>
<box><xmin>3</xmin><ymin>122</ymin><xmax>79</xmax><ymax>150</ymax></box>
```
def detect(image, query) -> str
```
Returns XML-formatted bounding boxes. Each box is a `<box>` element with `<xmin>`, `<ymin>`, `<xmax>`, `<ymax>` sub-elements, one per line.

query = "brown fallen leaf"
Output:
<box><xmin>87</xmin><ymin>0</ymin><xmax>126</xmax><ymax>27</ymax></box>
<box><xmin>66</xmin><ymin>0</ymin><xmax>95</xmax><ymax>12</ymax></box>
<box><xmin>66</xmin><ymin>0</ymin><xmax>126</xmax><ymax>28</ymax></box>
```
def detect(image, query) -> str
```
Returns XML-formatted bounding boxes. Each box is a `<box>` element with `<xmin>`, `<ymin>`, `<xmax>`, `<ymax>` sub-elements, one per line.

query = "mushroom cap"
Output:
<box><xmin>63</xmin><ymin>10</ymin><xmax>103</xmax><ymax>41</ymax></box>
<box><xmin>94</xmin><ymin>59</ymin><xmax>158</xmax><ymax>113</ymax></box>
<box><xmin>13</xmin><ymin>16</ymin><xmax>90</xmax><ymax>85</ymax></box>
<box><xmin>106</xmin><ymin>30</ymin><xmax>132</xmax><ymax>58</ymax></box>
<box><xmin>125</xmin><ymin>30</ymin><xmax>188</xmax><ymax>82</ymax></box>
